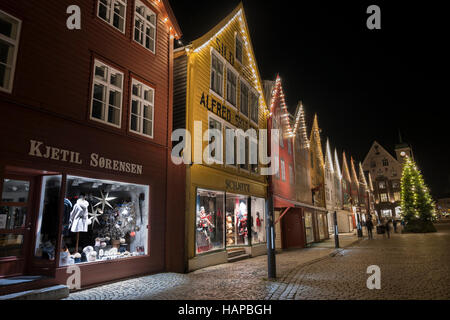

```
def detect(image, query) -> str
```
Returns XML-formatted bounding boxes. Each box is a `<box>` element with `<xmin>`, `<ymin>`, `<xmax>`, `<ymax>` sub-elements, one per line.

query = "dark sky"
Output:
<box><xmin>170</xmin><ymin>0</ymin><xmax>449</xmax><ymax>197</ymax></box>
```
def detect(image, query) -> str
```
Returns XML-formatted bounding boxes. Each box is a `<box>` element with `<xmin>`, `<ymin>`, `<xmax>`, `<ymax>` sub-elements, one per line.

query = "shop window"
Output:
<box><xmin>250</xmin><ymin>197</ymin><xmax>265</xmax><ymax>244</ymax></box>
<box><xmin>304</xmin><ymin>210</ymin><xmax>314</xmax><ymax>244</ymax></box>
<box><xmin>60</xmin><ymin>176</ymin><xmax>149</xmax><ymax>266</ymax></box>
<box><xmin>250</xmin><ymin>92</ymin><xmax>259</xmax><ymax>124</ymax></box>
<box><xmin>0</xmin><ymin>10</ymin><xmax>21</xmax><ymax>93</ymax></box>
<box><xmin>211</xmin><ymin>53</ymin><xmax>223</xmax><ymax>96</ymax></box>
<box><xmin>240</xmin><ymin>81</ymin><xmax>249</xmax><ymax>117</ymax></box>
<box><xmin>34</xmin><ymin>176</ymin><xmax>62</xmax><ymax>261</ymax></box>
<box><xmin>97</xmin><ymin>0</ymin><xmax>127</xmax><ymax>33</ymax></box>
<box><xmin>196</xmin><ymin>189</ymin><xmax>224</xmax><ymax>254</ymax></box>
<box><xmin>130</xmin><ymin>78</ymin><xmax>154</xmax><ymax>138</ymax></box>
<box><xmin>235</xmin><ymin>34</ymin><xmax>243</xmax><ymax>64</ymax></box>
<box><xmin>280</xmin><ymin>159</ymin><xmax>286</xmax><ymax>181</ymax></box>
<box><xmin>134</xmin><ymin>0</ymin><xmax>156</xmax><ymax>53</ymax></box>
<box><xmin>381</xmin><ymin>209</ymin><xmax>392</xmax><ymax>217</ymax></box>
<box><xmin>226</xmin><ymin>68</ymin><xmax>237</xmax><ymax>106</ymax></box>
<box><xmin>226</xmin><ymin>194</ymin><xmax>248</xmax><ymax>246</ymax></box>
<box><xmin>91</xmin><ymin>59</ymin><xmax>124</xmax><ymax>128</ymax></box>
<box><xmin>1</xmin><ymin>179</ymin><xmax>29</xmax><ymax>258</ymax></box>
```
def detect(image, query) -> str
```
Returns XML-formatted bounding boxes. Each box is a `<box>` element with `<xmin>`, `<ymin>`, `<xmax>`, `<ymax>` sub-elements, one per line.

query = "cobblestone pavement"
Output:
<box><xmin>267</xmin><ymin>223</ymin><xmax>450</xmax><ymax>300</ymax></box>
<box><xmin>66</xmin><ymin>224</ymin><xmax>450</xmax><ymax>300</ymax></box>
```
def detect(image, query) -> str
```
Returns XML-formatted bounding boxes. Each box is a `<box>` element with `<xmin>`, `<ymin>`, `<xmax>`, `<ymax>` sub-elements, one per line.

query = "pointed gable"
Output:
<box><xmin>292</xmin><ymin>102</ymin><xmax>310</xmax><ymax>149</ymax></box>
<box><xmin>310</xmin><ymin>114</ymin><xmax>324</xmax><ymax>169</ymax></box>
<box><xmin>359</xmin><ymin>162</ymin><xmax>368</xmax><ymax>190</ymax></box>
<box><xmin>191</xmin><ymin>3</ymin><xmax>268</xmax><ymax>114</ymax></box>
<box><xmin>334</xmin><ymin>149</ymin><xmax>342</xmax><ymax>179</ymax></box>
<box><xmin>362</xmin><ymin>141</ymin><xmax>401</xmax><ymax>170</ymax></box>
<box><xmin>368</xmin><ymin>172</ymin><xmax>375</xmax><ymax>192</ymax></box>
<box><xmin>342</xmin><ymin>152</ymin><xmax>351</xmax><ymax>182</ymax></box>
<box><xmin>325</xmin><ymin>139</ymin><xmax>334</xmax><ymax>173</ymax></box>
<box><xmin>268</xmin><ymin>75</ymin><xmax>293</xmax><ymax>138</ymax></box>
<box><xmin>350</xmin><ymin>157</ymin><xmax>359</xmax><ymax>186</ymax></box>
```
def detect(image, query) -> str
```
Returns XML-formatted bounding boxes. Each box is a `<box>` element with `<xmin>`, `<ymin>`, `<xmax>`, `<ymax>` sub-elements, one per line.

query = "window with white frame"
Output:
<box><xmin>235</xmin><ymin>34</ymin><xmax>243</xmax><ymax>64</ymax></box>
<box><xmin>226</xmin><ymin>68</ymin><xmax>237</xmax><ymax>106</ymax></box>
<box><xmin>91</xmin><ymin>60</ymin><xmax>124</xmax><ymax>127</ymax></box>
<box><xmin>134</xmin><ymin>0</ymin><xmax>157</xmax><ymax>53</ymax></box>
<box><xmin>225</xmin><ymin>125</ymin><xmax>237</xmax><ymax>167</ymax></box>
<box><xmin>211</xmin><ymin>53</ymin><xmax>223</xmax><ymax>96</ymax></box>
<box><xmin>240</xmin><ymin>81</ymin><xmax>249</xmax><ymax>117</ymax></box>
<box><xmin>281</xmin><ymin>159</ymin><xmax>286</xmax><ymax>181</ymax></box>
<box><xmin>250</xmin><ymin>91</ymin><xmax>259</xmax><ymax>123</ymax></box>
<box><xmin>130</xmin><ymin>79</ymin><xmax>154</xmax><ymax>138</ymax></box>
<box><xmin>0</xmin><ymin>10</ymin><xmax>21</xmax><ymax>93</ymax></box>
<box><xmin>97</xmin><ymin>0</ymin><xmax>127</xmax><ymax>33</ymax></box>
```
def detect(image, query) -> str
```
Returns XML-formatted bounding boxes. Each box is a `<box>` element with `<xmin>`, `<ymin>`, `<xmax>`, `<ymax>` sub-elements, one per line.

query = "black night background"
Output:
<box><xmin>171</xmin><ymin>0</ymin><xmax>449</xmax><ymax>198</ymax></box>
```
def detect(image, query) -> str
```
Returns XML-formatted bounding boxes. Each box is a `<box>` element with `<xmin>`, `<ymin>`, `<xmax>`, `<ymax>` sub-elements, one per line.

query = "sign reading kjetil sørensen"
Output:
<box><xmin>28</xmin><ymin>140</ymin><xmax>143</xmax><ymax>175</ymax></box>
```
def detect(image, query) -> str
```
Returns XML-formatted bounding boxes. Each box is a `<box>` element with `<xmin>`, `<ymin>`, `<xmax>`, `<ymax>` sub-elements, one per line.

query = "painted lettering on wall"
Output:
<box><xmin>215</xmin><ymin>38</ymin><xmax>234</xmax><ymax>65</ymax></box>
<box><xmin>200</xmin><ymin>93</ymin><xmax>249</xmax><ymax>130</ymax></box>
<box><xmin>28</xmin><ymin>140</ymin><xmax>143</xmax><ymax>175</ymax></box>
<box><xmin>226</xmin><ymin>180</ymin><xmax>250</xmax><ymax>194</ymax></box>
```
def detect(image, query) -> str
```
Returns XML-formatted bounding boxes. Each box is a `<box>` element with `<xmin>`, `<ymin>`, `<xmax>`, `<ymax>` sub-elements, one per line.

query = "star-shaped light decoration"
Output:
<box><xmin>93</xmin><ymin>191</ymin><xmax>117</xmax><ymax>212</ymax></box>
<box><xmin>88</xmin><ymin>206</ymin><xmax>103</xmax><ymax>229</ymax></box>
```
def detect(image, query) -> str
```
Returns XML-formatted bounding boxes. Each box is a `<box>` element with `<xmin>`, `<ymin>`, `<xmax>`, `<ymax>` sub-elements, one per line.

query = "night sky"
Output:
<box><xmin>170</xmin><ymin>0</ymin><xmax>449</xmax><ymax>197</ymax></box>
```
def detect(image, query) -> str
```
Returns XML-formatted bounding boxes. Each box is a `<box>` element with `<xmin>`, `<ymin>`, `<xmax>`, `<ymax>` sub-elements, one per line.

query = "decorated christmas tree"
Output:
<box><xmin>400</xmin><ymin>156</ymin><xmax>436</xmax><ymax>233</ymax></box>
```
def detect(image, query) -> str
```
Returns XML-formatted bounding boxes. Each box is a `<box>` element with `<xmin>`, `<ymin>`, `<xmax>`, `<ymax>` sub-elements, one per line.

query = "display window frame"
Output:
<box><xmin>194</xmin><ymin>187</ymin><xmax>267</xmax><ymax>257</ymax></box>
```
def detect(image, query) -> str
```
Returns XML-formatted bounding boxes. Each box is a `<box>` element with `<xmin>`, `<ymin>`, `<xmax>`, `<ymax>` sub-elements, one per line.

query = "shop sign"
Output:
<box><xmin>225</xmin><ymin>179</ymin><xmax>250</xmax><ymax>194</ymax></box>
<box><xmin>200</xmin><ymin>92</ymin><xmax>249</xmax><ymax>130</ymax></box>
<box><xmin>27</xmin><ymin>140</ymin><xmax>143</xmax><ymax>175</ymax></box>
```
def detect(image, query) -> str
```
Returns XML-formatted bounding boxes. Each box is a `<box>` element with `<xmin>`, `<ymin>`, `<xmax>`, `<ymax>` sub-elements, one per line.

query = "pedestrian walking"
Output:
<box><xmin>385</xmin><ymin>219</ymin><xmax>391</xmax><ymax>239</ymax></box>
<box><xmin>393</xmin><ymin>220</ymin><xmax>398</xmax><ymax>233</ymax></box>
<box><xmin>366</xmin><ymin>216</ymin><xmax>374</xmax><ymax>240</ymax></box>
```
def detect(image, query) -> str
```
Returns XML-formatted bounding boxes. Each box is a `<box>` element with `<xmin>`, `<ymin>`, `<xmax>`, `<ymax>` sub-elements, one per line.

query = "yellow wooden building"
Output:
<box><xmin>173</xmin><ymin>3</ymin><xmax>270</xmax><ymax>271</ymax></box>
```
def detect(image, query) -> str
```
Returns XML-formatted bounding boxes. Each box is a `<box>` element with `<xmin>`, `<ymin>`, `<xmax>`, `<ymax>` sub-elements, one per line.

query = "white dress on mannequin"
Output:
<box><xmin>69</xmin><ymin>198</ymin><xmax>90</xmax><ymax>233</ymax></box>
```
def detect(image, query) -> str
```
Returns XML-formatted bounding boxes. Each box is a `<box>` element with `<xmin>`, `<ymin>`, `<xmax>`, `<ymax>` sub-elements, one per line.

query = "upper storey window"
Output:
<box><xmin>211</xmin><ymin>53</ymin><xmax>224</xmax><ymax>97</ymax></box>
<box><xmin>91</xmin><ymin>59</ymin><xmax>124</xmax><ymax>128</ymax></box>
<box><xmin>134</xmin><ymin>0</ymin><xmax>157</xmax><ymax>53</ymax></box>
<box><xmin>98</xmin><ymin>0</ymin><xmax>127</xmax><ymax>33</ymax></box>
<box><xmin>0</xmin><ymin>10</ymin><xmax>21</xmax><ymax>93</ymax></box>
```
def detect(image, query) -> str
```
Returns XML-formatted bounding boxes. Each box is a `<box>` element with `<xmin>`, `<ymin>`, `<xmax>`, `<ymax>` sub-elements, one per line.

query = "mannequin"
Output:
<box><xmin>69</xmin><ymin>193</ymin><xmax>90</xmax><ymax>253</ymax></box>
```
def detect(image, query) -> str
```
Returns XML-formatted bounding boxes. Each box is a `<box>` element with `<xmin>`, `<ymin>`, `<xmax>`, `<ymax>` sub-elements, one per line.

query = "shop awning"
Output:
<box><xmin>273</xmin><ymin>195</ymin><xmax>328</xmax><ymax>212</ymax></box>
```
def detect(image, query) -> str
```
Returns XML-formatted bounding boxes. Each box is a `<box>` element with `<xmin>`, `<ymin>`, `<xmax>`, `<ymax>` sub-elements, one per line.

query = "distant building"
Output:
<box><xmin>436</xmin><ymin>197</ymin><xmax>450</xmax><ymax>215</ymax></box>
<box><xmin>362</xmin><ymin>139</ymin><xmax>414</xmax><ymax>220</ymax></box>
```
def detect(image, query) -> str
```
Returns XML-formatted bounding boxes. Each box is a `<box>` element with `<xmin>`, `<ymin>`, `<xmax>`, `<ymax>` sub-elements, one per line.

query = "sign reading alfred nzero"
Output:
<box><xmin>28</xmin><ymin>140</ymin><xmax>143</xmax><ymax>175</ymax></box>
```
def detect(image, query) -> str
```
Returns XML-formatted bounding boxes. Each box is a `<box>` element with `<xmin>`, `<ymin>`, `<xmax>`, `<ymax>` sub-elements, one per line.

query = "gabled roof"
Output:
<box><xmin>310</xmin><ymin>115</ymin><xmax>324</xmax><ymax>168</ymax></box>
<box><xmin>292</xmin><ymin>102</ymin><xmax>310</xmax><ymax>149</ymax></box>
<box><xmin>190</xmin><ymin>3</ymin><xmax>268</xmax><ymax>113</ymax></box>
<box><xmin>161</xmin><ymin>0</ymin><xmax>182</xmax><ymax>39</ymax></box>
<box><xmin>350</xmin><ymin>157</ymin><xmax>359</xmax><ymax>186</ymax></box>
<box><xmin>268</xmin><ymin>75</ymin><xmax>294</xmax><ymax>138</ymax></box>
<box><xmin>367</xmin><ymin>172</ymin><xmax>375</xmax><ymax>192</ymax></box>
<box><xmin>359</xmin><ymin>162</ymin><xmax>368</xmax><ymax>190</ymax></box>
<box><xmin>362</xmin><ymin>141</ymin><xmax>400</xmax><ymax>169</ymax></box>
<box><xmin>334</xmin><ymin>149</ymin><xmax>342</xmax><ymax>179</ymax></box>
<box><xmin>342</xmin><ymin>152</ymin><xmax>351</xmax><ymax>182</ymax></box>
<box><xmin>325</xmin><ymin>139</ymin><xmax>334</xmax><ymax>173</ymax></box>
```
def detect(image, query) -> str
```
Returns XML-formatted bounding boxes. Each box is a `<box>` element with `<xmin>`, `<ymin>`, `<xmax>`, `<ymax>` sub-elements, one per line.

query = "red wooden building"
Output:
<box><xmin>0</xmin><ymin>0</ymin><xmax>183</xmax><ymax>295</ymax></box>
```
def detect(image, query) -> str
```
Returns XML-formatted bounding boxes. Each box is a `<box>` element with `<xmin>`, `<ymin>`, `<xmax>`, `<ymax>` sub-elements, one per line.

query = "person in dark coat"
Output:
<box><xmin>393</xmin><ymin>220</ymin><xmax>398</xmax><ymax>233</ymax></box>
<box><xmin>366</xmin><ymin>215</ymin><xmax>374</xmax><ymax>240</ymax></box>
<box><xmin>385</xmin><ymin>219</ymin><xmax>391</xmax><ymax>239</ymax></box>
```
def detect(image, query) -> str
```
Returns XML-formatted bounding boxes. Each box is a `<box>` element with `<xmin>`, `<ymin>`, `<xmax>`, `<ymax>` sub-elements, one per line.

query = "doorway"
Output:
<box><xmin>0</xmin><ymin>176</ymin><xmax>34</xmax><ymax>278</ymax></box>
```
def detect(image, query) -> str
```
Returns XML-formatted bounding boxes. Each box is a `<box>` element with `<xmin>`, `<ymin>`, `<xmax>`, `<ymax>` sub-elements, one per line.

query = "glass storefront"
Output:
<box><xmin>195</xmin><ymin>189</ymin><xmax>266</xmax><ymax>255</ymax></box>
<box><xmin>304</xmin><ymin>210</ymin><xmax>314</xmax><ymax>244</ymax></box>
<box><xmin>226</xmin><ymin>194</ymin><xmax>248</xmax><ymax>247</ymax></box>
<box><xmin>250</xmin><ymin>197</ymin><xmax>265</xmax><ymax>244</ymax></box>
<box><xmin>196</xmin><ymin>189</ymin><xmax>225</xmax><ymax>254</ymax></box>
<box><xmin>60</xmin><ymin>175</ymin><xmax>149</xmax><ymax>266</ymax></box>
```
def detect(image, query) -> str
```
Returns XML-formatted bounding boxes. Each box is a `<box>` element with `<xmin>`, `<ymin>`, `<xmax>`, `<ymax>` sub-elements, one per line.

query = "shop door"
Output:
<box><xmin>283</xmin><ymin>209</ymin><xmax>305</xmax><ymax>249</ymax></box>
<box><xmin>0</xmin><ymin>176</ymin><xmax>34</xmax><ymax>277</ymax></box>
